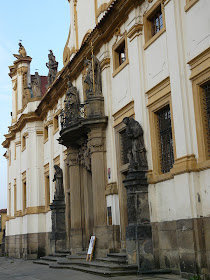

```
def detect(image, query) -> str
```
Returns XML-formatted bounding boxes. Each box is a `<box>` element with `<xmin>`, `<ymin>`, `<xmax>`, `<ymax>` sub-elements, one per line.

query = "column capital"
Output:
<box><xmin>67</xmin><ymin>148</ymin><xmax>79</xmax><ymax>166</ymax></box>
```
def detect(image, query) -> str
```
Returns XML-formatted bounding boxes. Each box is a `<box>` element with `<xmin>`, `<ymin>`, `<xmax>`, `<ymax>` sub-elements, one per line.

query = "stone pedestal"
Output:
<box><xmin>50</xmin><ymin>197</ymin><xmax>66</xmax><ymax>253</ymax></box>
<box><xmin>123</xmin><ymin>170</ymin><xmax>154</xmax><ymax>271</ymax></box>
<box><xmin>86</xmin><ymin>95</ymin><xmax>104</xmax><ymax>118</ymax></box>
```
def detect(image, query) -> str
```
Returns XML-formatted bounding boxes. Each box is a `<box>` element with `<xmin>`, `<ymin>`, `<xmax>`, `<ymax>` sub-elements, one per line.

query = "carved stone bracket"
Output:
<box><xmin>67</xmin><ymin>150</ymin><xmax>79</xmax><ymax>166</ymax></box>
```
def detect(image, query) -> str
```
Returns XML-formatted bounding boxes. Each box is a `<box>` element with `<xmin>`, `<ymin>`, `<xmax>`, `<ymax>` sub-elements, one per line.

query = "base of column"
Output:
<box><xmin>93</xmin><ymin>225</ymin><xmax>121</xmax><ymax>258</ymax></box>
<box><xmin>126</xmin><ymin>224</ymin><xmax>154</xmax><ymax>271</ymax></box>
<box><xmin>70</xmin><ymin>228</ymin><xmax>83</xmax><ymax>254</ymax></box>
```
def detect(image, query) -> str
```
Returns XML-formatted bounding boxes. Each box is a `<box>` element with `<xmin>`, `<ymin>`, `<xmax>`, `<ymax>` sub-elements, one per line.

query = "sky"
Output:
<box><xmin>0</xmin><ymin>0</ymin><xmax>70</xmax><ymax>209</ymax></box>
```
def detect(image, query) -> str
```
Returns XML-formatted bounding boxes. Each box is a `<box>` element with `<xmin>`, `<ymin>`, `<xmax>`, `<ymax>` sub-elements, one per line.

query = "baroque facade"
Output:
<box><xmin>2</xmin><ymin>0</ymin><xmax>210</xmax><ymax>277</ymax></box>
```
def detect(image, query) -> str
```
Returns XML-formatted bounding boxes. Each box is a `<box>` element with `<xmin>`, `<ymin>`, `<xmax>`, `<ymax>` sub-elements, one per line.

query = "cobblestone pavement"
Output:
<box><xmin>0</xmin><ymin>257</ymin><xmax>183</xmax><ymax>280</ymax></box>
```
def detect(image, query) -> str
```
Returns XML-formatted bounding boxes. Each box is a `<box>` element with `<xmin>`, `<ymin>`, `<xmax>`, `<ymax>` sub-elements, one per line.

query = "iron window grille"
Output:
<box><xmin>107</xmin><ymin>207</ymin><xmax>112</xmax><ymax>226</ymax></box>
<box><xmin>157</xmin><ymin>105</ymin><xmax>174</xmax><ymax>173</ymax></box>
<box><xmin>202</xmin><ymin>81</ymin><xmax>210</xmax><ymax>158</ymax></box>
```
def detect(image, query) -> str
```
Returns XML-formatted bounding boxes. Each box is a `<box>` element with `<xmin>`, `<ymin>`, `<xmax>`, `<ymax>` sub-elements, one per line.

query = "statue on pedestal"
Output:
<box><xmin>53</xmin><ymin>165</ymin><xmax>64</xmax><ymax>199</ymax></box>
<box><xmin>18</xmin><ymin>43</ymin><xmax>27</xmax><ymax>57</ymax></box>
<box><xmin>123</xmin><ymin>117</ymin><xmax>147</xmax><ymax>171</ymax></box>
<box><xmin>46</xmin><ymin>50</ymin><xmax>58</xmax><ymax>86</ymax></box>
<box><xmin>84</xmin><ymin>54</ymin><xmax>102</xmax><ymax>97</ymax></box>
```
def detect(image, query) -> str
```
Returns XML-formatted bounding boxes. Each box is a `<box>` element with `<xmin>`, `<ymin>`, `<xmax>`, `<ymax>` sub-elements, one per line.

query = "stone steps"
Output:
<box><xmin>57</xmin><ymin>259</ymin><xmax>136</xmax><ymax>271</ymax></box>
<box><xmin>49</xmin><ymin>263</ymin><xmax>138</xmax><ymax>277</ymax></box>
<box><xmin>97</xmin><ymin>257</ymin><xmax>127</xmax><ymax>264</ymax></box>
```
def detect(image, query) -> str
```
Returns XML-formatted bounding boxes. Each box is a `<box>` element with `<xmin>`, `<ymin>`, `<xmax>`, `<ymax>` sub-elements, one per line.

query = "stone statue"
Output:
<box><xmin>84</xmin><ymin>55</ymin><xmax>102</xmax><ymax>97</ymax></box>
<box><xmin>53</xmin><ymin>165</ymin><xmax>64</xmax><ymax>199</ymax></box>
<box><xmin>46</xmin><ymin>50</ymin><xmax>58</xmax><ymax>86</ymax></box>
<box><xmin>18</xmin><ymin>43</ymin><xmax>27</xmax><ymax>57</ymax></box>
<box><xmin>31</xmin><ymin>72</ymin><xmax>42</xmax><ymax>97</ymax></box>
<box><xmin>123</xmin><ymin>117</ymin><xmax>148</xmax><ymax>171</ymax></box>
<box><xmin>63</xmin><ymin>80</ymin><xmax>80</xmax><ymax>124</ymax></box>
<box><xmin>79</xmin><ymin>142</ymin><xmax>91</xmax><ymax>171</ymax></box>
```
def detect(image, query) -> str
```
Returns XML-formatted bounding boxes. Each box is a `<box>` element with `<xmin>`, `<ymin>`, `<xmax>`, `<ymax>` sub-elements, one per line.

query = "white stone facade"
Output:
<box><xmin>3</xmin><ymin>0</ymin><xmax>210</xmax><ymax>276</ymax></box>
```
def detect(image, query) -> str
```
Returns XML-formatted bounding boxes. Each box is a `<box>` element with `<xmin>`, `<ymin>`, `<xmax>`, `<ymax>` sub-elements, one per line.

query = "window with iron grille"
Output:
<box><xmin>202</xmin><ymin>81</ymin><xmax>210</xmax><ymax>158</ymax></box>
<box><xmin>120</xmin><ymin>129</ymin><xmax>132</xmax><ymax>165</ymax></box>
<box><xmin>107</xmin><ymin>207</ymin><xmax>112</xmax><ymax>226</ymax></box>
<box><xmin>156</xmin><ymin>105</ymin><xmax>174</xmax><ymax>173</ymax></box>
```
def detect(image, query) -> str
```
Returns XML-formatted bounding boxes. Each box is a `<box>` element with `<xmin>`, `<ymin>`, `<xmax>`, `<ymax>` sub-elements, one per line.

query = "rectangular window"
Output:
<box><xmin>22</xmin><ymin>135</ymin><xmax>26</xmax><ymax>151</ymax></box>
<box><xmin>112</xmin><ymin>35</ymin><xmax>129</xmax><ymax>77</ymax></box>
<box><xmin>146</xmin><ymin>77</ymin><xmax>176</xmax><ymax>183</ymax></box>
<box><xmin>53</xmin><ymin>115</ymin><xmax>59</xmax><ymax>133</ymax></box>
<box><xmin>23</xmin><ymin>181</ymin><xmax>26</xmax><ymax>212</ymax></box>
<box><xmin>45</xmin><ymin>175</ymin><xmax>50</xmax><ymax>210</ymax></box>
<box><xmin>44</xmin><ymin>126</ymin><xmax>49</xmax><ymax>142</ymax></box>
<box><xmin>14</xmin><ymin>180</ymin><xmax>17</xmax><ymax>215</ymax></box>
<box><xmin>150</xmin><ymin>6</ymin><xmax>163</xmax><ymax>36</ymax></box>
<box><xmin>107</xmin><ymin>206</ymin><xmax>112</xmax><ymax>225</ymax></box>
<box><xmin>201</xmin><ymin>82</ymin><xmax>210</xmax><ymax>159</ymax></box>
<box><xmin>189</xmin><ymin>49</ymin><xmax>210</xmax><ymax>166</ymax></box>
<box><xmin>156</xmin><ymin>105</ymin><xmax>174</xmax><ymax>173</ymax></box>
<box><xmin>143</xmin><ymin>0</ymin><xmax>166</xmax><ymax>49</ymax></box>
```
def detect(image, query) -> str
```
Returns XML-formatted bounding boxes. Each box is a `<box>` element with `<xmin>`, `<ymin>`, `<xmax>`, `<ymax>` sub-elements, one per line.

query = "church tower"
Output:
<box><xmin>9</xmin><ymin>43</ymin><xmax>32</xmax><ymax>124</ymax></box>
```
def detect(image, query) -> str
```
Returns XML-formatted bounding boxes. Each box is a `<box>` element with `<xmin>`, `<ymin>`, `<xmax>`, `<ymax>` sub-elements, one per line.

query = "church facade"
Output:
<box><xmin>2</xmin><ymin>0</ymin><xmax>210</xmax><ymax>277</ymax></box>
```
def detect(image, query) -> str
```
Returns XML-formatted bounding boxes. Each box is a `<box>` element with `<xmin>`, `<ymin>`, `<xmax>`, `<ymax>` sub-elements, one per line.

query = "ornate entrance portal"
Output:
<box><xmin>59</xmin><ymin>55</ymin><xmax>120</xmax><ymax>257</ymax></box>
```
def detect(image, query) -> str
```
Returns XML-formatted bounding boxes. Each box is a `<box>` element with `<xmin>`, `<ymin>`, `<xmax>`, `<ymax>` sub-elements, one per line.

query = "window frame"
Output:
<box><xmin>53</xmin><ymin>113</ymin><xmax>59</xmax><ymax>134</ymax></box>
<box><xmin>21</xmin><ymin>132</ymin><xmax>28</xmax><ymax>152</ymax></box>
<box><xmin>22</xmin><ymin>171</ymin><xmax>27</xmax><ymax>214</ymax></box>
<box><xmin>185</xmin><ymin>0</ymin><xmax>200</xmax><ymax>12</ymax></box>
<box><xmin>143</xmin><ymin>0</ymin><xmax>166</xmax><ymax>50</ymax></box>
<box><xmin>112</xmin><ymin>34</ymin><xmax>129</xmax><ymax>77</ymax></box>
<box><xmin>146</xmin><ymin>77</ymin><xmax>177</xmax><ymax>183</ymax></box>
<box><xmin>44</xmin><ymin>163</ymin><xmax>50</xmax><ymax>211</ymax></box>
<box><xmin>188</xmin><ymin>47</ymin><xmax>210</xmax><ymax>169</ymax></box>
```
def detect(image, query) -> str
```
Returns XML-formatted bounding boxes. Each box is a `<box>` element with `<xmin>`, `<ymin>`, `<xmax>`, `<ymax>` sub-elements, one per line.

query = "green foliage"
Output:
<box><xmin>189</xmin><ymin>275</ymin><xmax>210</xmax><ymax>280</ymax></box>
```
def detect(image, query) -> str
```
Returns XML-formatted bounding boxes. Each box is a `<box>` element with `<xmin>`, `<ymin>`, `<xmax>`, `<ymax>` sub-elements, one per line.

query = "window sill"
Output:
<box><xmin>44</xmin><ymin>138</ymin><xmax>49</xmax><ymax>144</ymax></box>
<box><xmin>144</xmin><ymin>26</ymin><xmax>166</xmax><ymax>50</ymax></box>
<box><xmin>184</xmin><ymin>0</ymin><xmax>200</xmax><ymax>12</ymax></box>
<box><xmin>112</xmin><ymin>59</ymin><xmax>129</xmax><ymax>78</ymax></box>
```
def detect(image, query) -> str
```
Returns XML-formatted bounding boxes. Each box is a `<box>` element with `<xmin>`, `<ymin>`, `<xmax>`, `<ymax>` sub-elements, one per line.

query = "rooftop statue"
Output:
<box><xmin>31</xmin><ymin>72</ymin><xmax>42</xmax><ymax>98</ymax></box>
<box><xmin>123</xmin><ymin>117</ymin><xmax>148</xmax><ymax>171</ymax></box>
<box><xmin>13</xmin><ymin>43</ymin><xmax>27</xmax><ymax>59</ymax></box>
<box><xmin>84</xmin><ymin>54</ymin><xmax>102</xmax><ymax>98</ymax></box>
<box><xmin>18</xmin><ymin>43</ymin><xmax>27</xmax><ymax>57</ymax></box>
<box><xmin>46</xmin><ymin>50</ymin><xmax>58</xmax><ymax>86</ymax></box>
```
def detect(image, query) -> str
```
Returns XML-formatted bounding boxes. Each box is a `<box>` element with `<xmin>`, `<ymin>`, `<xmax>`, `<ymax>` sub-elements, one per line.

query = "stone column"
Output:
<box><xmin>67</xmin><ymin>148</ymin><xmax>83</xmax><ymax>254</ymax></box>
<box><xmin>88</xmin><ymin>125</ymin><xmax>108</xmax><ymax>257</ymax></box>
<box><xmin>123</xmin><ymin>170</ymin><xmax>154</xmax><ymax>271</ymax></box>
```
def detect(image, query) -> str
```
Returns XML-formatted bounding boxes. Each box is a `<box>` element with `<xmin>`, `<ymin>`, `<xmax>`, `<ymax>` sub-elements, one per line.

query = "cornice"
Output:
<box><xmin>36</xmin><ymin>0</ymin><xmax>144</xmax><ymax>118</ymax></box>
<box><xmin>2</xmin><ymin>112</ymin><xmax>41</xmax><ymax>148</ymax></box>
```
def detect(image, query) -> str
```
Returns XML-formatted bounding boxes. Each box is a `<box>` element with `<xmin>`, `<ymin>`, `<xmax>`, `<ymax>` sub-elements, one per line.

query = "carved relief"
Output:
<box><xmin>79</xmin><ymin>142</ymin><xmax>91</xmax><ymax>171</ymax></box>
<box><xmin>89</xmin><ymin>137</ymin><xmax>104</xmax><ymax>153</ymax></box>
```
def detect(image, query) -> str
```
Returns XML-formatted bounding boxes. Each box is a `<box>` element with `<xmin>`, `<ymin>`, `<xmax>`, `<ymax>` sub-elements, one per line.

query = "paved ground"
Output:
<box><xmin>0</xmin><ymin>257</ymin><xmax>183</xmax><ymax>280</ymax></box>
